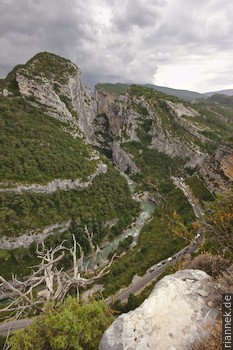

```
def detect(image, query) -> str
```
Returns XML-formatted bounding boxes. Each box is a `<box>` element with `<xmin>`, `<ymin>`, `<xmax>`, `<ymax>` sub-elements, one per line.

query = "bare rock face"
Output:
<box><xmin>16</xmin><ymin>58</ymin><xmax>97</xmax><ymax>143</ymax></box>
<box><xmin>0</xmin><ymin>162</ymin><xmax>107</xmax><ymax>194</ymax></box>
<box><xmin>99</xmin><ymin>269</ymin><xmax>218</xmax><ymax>350</ymax></box>
<box><xmin>0</xmin><ymin>221</ymin><xmax>71</xmax><ymax>249</ymax></box>
<box><xmin>165</xmin><ymin>100</ymin><xmax>200</xmax><ymax>118</ymax></box>
<box><xmin>112</xmin><ymin>141</ymin><xmax>139</xmax><ymax>175</ymax></box>
<box><xmin>165</xmin><ymin>100</ymin><xmax>211</xmax><ymax>144</ymax></box>
<box><xmin>216</xmin><ymin>142</ymin><xmax>233</xmax><ymax>181</ymax></box>
<box><xmin>95</xmin><ymin>88</ymin><xmax>124</xmax><ymax>136</ymax></box>
<box><xmin>149</xmin><ymin>117</ymin><xmax>207</xmax><ymax>169</ymax></box>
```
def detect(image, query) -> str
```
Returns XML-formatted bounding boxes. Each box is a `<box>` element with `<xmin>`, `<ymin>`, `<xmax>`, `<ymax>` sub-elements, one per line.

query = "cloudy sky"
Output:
<box><xmin>0</xmin><ymin>0</ymin><xmax>232</xmax><ymax>92</ymax></box>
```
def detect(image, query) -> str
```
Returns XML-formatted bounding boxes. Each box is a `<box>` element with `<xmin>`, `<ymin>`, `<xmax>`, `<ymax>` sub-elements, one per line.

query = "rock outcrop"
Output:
<box><xmin>0</xmin><ymin>221</ymin><xmax>71</xmax><ymax>249</ymax></box>
<box><xmin>149</xmin><ymin>115</ymin><xmax>207</xmax><ymax>168</ymax></box>
<box><xmin>16</xmin><ymin>53</ymin><xmax>97</xmax><ymax>143</ymax></box>
<box><xmin>100</xmin><ymin>269</ymin><xmax>218</xmax><ymax>350</ymax></box>
<box><xmin>0</xmin><ymin>162</ymin><xmax>107</xmax><ymax>193</ymax></box>
<box><xmin>94</xmin><ymin>85</ymin><xmax>232</xmax><ymax>191</ymax></box>
<box><xmin>164</xmin><ymin>100</ymin><xmax>211</xmax><ymax>144</ymax></box>
<box><xmin>95</xmin><ymin>88</ymin><xmax>125</xmax><ymax>136</ymax></box>
<box><xmin>216</xmin><ymin>142</ymin><xmax>233</xmax><ymax>181</ymax></box>
<box><xmin>112</xmin><ymin>141</ymin><xmax>139</xmax><ymax>174</ymax></box>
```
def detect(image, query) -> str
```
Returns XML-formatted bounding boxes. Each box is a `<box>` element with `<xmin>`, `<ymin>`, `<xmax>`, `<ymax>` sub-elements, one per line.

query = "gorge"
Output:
<box><xmin>0</xmin><ymin>52</ymin><xmax>232</xmax><ymax>350</ymax></box>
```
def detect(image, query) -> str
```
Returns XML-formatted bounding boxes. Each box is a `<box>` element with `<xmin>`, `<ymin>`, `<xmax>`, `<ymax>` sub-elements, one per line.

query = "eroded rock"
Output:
<box><xmin>100</xmin><ymin>269</ymin><xmax>218</xmax><ymax>350</ymax></box>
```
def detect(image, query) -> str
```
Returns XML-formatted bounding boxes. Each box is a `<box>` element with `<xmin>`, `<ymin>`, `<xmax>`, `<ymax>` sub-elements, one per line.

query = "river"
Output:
<box><xmin>0</xmin><ymin>180</ymin><xmax>156</xmax><ymax>304</ymax></box>
<box><xmin>85</xmin><ymin>179</ymin><xmax>156</xmax><ymax>266</ymax></box>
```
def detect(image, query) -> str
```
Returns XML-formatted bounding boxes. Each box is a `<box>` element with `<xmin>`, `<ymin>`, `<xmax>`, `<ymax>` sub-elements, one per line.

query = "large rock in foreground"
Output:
<box><xmin>100</xmin><ymin>269</ymin><xmax>218</xmax><ymax>350</ymax></box>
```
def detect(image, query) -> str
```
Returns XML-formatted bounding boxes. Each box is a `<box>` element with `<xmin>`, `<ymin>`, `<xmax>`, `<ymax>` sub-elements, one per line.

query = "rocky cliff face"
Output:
<box><xmin>0</xmin><ymin>162</ymin><xmax>107</xmax><ymax>194</ymax></box>
<box><xmin>94</xmin><ymin>85</ymin><xmax>233</xmax><ymax>192</ymax></box>
<box><xmin>16</xmin><ymin>52</ymin><xmax>97</xmax><ymax>143</ymax></box>
<box><xmin>216</xmin><ymin>142</ymin><xmax>233</xmax><ymax>181</ymax></box>
<box><xmin>100</xmin><ymin>269</ymin><xmax>218</xmax><ymax>350</ymax></box>
<box><xmin>112</xmin><ymin>141</ymin><xmax>139</xmax><ymax>174</ymax></box>
<box><xmin>95</xmin><ymin>88</ymin><xmax>124</xmax><ymax>136</ymax></box>
<box><xmin>1</xmin><ymin>53</ymin><xmax>140</xmax><ymax>250</ymax></box>
<box><xmin>94</xmin><ymin>85</ymin><xmax>207</xmax><ymax>168</ymax></box>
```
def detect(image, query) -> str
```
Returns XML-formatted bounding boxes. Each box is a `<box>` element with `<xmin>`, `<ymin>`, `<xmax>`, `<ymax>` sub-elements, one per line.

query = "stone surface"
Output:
<box><xmin>112</xmin><ymin>141</ymin><xmax>139</xmax><ymax>175</ymax></box>
<box><xmin>165</xmin><ymin>100</ymin><xmax>200</xmax><ymax>118</ymax></box>
<box><xmin>95</xmin><ymin>88</ymin><xmax>124</xmax><ymax>136</ymax></box>
<box><xmin>94</xmin><ymin>87</ymin><xmax>232</xmax><ymax>192</ymax></box>
<box><xmin>3</xmin><ymin>88</ymin><xmax>9</xmax><ymax>97</ymax></box>
<box><xmin>0</xmin><ymin>162</ymin><xmax>107</xmax><ymax>193</ymax></box>
<box><xmin>0</xmin><ymin>221</ymin><xmax>71</xmax><ymax>249</ymax></box>
<box><xmin>16</xmin><ymin>64</ymin><xmax>97</xmax><ymax>143</ymax></box>
<box><xmin>99</xmin><ymin>269</ymin><xmax>218</xmax><ymax>350</ymax></box>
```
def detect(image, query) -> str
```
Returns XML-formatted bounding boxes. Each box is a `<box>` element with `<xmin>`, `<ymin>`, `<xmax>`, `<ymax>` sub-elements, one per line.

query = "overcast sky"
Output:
<box><xmin>0</xmin><ymin>0</ymin><xmax>232</xmax><ymax>92</ymax></box>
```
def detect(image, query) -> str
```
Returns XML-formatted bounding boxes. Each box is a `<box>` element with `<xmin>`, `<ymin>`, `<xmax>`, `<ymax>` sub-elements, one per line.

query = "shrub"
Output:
<box><xmin>9</xmin><ymin>297</ymin><xmax>114</xmax><ymax>350</ymax></box>
<box><xmin>181</xmin><ymin>253</ymin><xmax>231</xmax><ymax>277</ymax></box>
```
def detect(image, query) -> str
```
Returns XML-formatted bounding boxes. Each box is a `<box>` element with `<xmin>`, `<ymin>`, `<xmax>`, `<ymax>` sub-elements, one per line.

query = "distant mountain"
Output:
<box><xmin>96</xmin><ymin>83</ymin><xmax>205</xmax><ymax>101</ymax></box>
<box><xmin>204</xmin><ymin>89</ymin><xmax>233</xmax><ymax>97</ymax></box>
<box><xmin>144</xmin><ymin>84</ymin><xmax>205</xmax><ymax>101</ymax></box>
<box><xmin>204</xmin><ymin>93</ymin><xmax>233</xmax><ymax>109</ymax></box>
<box><xmin>95</xmin><ymin>83</ymin><xmax>233</xmax><ymax>102</ymax></box>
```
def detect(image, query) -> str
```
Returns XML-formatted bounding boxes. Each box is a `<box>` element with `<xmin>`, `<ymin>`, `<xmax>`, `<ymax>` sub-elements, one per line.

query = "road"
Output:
<box><xmin>173</xmin><ymin>177</ymin><xmax>203</xmax><ymax>219</ymax></box>
<box><xmin>107</xmin><ymin>241</ymin><xmax>199</xmax><ymax>304</ymax></box>
<box><xmin>107</xmin><ymin>177</ymin><xmax>203</xmax><ymax>304</ymax></box>
<box><xmin>0</xmin><ymin>318</ymin><xmax>33</xmax><ymax>336</ymax></box>
<box><xmin>0</xmin><ymin>177</ymin><xmax>203</xmax><ymax>335</ymax></box>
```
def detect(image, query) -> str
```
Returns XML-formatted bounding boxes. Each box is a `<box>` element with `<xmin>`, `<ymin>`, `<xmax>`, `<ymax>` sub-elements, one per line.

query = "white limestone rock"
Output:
<box><xmin>112</xmin><ymin>141</ymin><xmax>139</xmax><ymax>175</ymax></box>
<box><xmin>3</xmin><ymin>88</ymin><xmax>9</xmax><ymax>97</ymax></box>
<box><xmin>165</xmin><ymin>100</ymin><xmax>200</xmax><ymax>118</ymax></box>
<box><xmin>16</xmin><ymin>64</ymin><xmax>97</xmax><ymax>144</ymax></box>
<box><xmin>0</xmin><ymin>162</ymin><xmax>107</xmax><ymax>194</ymax></box>
<box><xmin>0</xmin><ymin>221</ymin><xmax>71</xmax><ymax>249</ymax></box>
<box><xmin>99</xmin><ymin>269</ymin><xmax>218</xmax><ymax>350</ymax></box>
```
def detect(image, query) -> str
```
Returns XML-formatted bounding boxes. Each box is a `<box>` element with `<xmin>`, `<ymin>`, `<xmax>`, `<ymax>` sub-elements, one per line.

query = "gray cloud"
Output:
<box><xmin>0</xmin><ymin>0</ymin><xmax>232</xmax><ymax>92</ymax></box>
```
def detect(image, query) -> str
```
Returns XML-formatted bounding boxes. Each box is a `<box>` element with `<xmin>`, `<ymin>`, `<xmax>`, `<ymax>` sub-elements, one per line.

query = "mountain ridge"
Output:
<box><xmin>0</xmin><ymin>51</ymin><xmax>232</xmax><ymax>350</ymax></box>
<box><xmin>0</xmin><ymin>52</ymin><xmax>140</xmax><ymax>278</ymax></box>
<box><xmin>0</xmin><ymin>51</ymin><xmax>232</xmax><ymax>275</ymax></box>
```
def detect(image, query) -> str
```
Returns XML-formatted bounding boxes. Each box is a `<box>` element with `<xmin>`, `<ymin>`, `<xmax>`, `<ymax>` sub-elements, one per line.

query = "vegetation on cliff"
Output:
<box><xmin>0</xmin><ymin>95</ymin><xmax>96</xmax><ymax>184</ymax></box>
<box><xmin>9</xmin><ymin>298</ymin><xmax>113</xmax><ymax>350</ymax></box>
<box><xmin>0</xmin><ymin>166</ymin><xmax>140</xmax><ymax>278</ymax></box>
<box><xmin>95</xmin><ymin>83</ymin><xmax>128</xmax><ymax>95</ymax></box>
<box><xmin>18</xmin><ymin>52</ymin><xmax>77</xmax><ymax>84</ymax></box>
<box><xmin>1</xmin><ymin>55</ymin><xmax>232</xmax><ymax>349</ymax></box>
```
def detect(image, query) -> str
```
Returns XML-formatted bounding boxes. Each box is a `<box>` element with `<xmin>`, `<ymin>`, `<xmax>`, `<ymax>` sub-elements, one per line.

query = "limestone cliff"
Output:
<box><xmin>0</xmin><ymin>54</ymin><xmax>141</xmax><ymax>252</ymax></box>
<box><xmin>112</xmin><ymin>141</ymin><xmax>139</xmax><ymax>175</ymax></box>
<box><xmin>94</xmin><ymin>84</ymin><xmax>233</xmax><ymax>192</ymax></box>
<box><xmin>216</xmin><ymin>142</ymin><xmax>233</xmax><ymax>181</ymax></box>
<box><xmin>100</xmin><ymin>269</ymin><xmax>218</xmax><ymax>350</ymax></box>
<box><xmin>16</xmin><ymin>52</ymin><xmax>97</xmax><ymax>143</ymax></box>
<box><xmin>95</xmin><ymin>88</ymin><xmax>124</xmax><ymax>136</ymax></box>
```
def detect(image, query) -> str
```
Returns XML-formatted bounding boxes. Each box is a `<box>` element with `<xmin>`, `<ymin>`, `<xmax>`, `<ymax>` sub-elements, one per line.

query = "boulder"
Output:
<box><xmin>99</xmin><ymin>269</ymin><xmax>218</xmax><ymax>350</ymax></box>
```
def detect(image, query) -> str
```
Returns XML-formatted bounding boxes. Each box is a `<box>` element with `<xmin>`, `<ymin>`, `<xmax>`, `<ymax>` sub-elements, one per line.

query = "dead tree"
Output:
<box><xmin>0</xmin><ymin>226</ymin><xmax>116</xmax><ymax>319</ymax></box>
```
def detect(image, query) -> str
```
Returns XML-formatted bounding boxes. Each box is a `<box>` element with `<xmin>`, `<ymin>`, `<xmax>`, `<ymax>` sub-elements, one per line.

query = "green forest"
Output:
<box><xmin>0</xmin><ymin>96</ymin><xmax>96</xmax><ymax>184</ymax></box>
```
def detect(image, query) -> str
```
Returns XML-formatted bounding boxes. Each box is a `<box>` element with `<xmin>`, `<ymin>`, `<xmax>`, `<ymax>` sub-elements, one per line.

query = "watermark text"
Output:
<box><xmin>222</xmin><ymin>294</ymin><xmax>232</xmax><ymax>349</ymax></box>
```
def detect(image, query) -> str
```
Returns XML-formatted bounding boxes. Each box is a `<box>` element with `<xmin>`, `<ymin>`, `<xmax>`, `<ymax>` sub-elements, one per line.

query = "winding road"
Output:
<box><xmin>0</xmin><ymin>177</ymin><xmax>204</xmax><ymax>336</ymax></box>
<box><xmin>107</xmin><ymin>177</ymin><xmax>204</xmax><ymax>304</ymax></box>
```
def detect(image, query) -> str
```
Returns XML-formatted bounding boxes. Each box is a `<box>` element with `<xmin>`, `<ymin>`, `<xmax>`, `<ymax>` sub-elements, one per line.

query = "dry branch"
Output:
<box><xmin>0</xmin><ymin>227</ymin><xmax>116</xmax><ymax>320</ymax></box>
